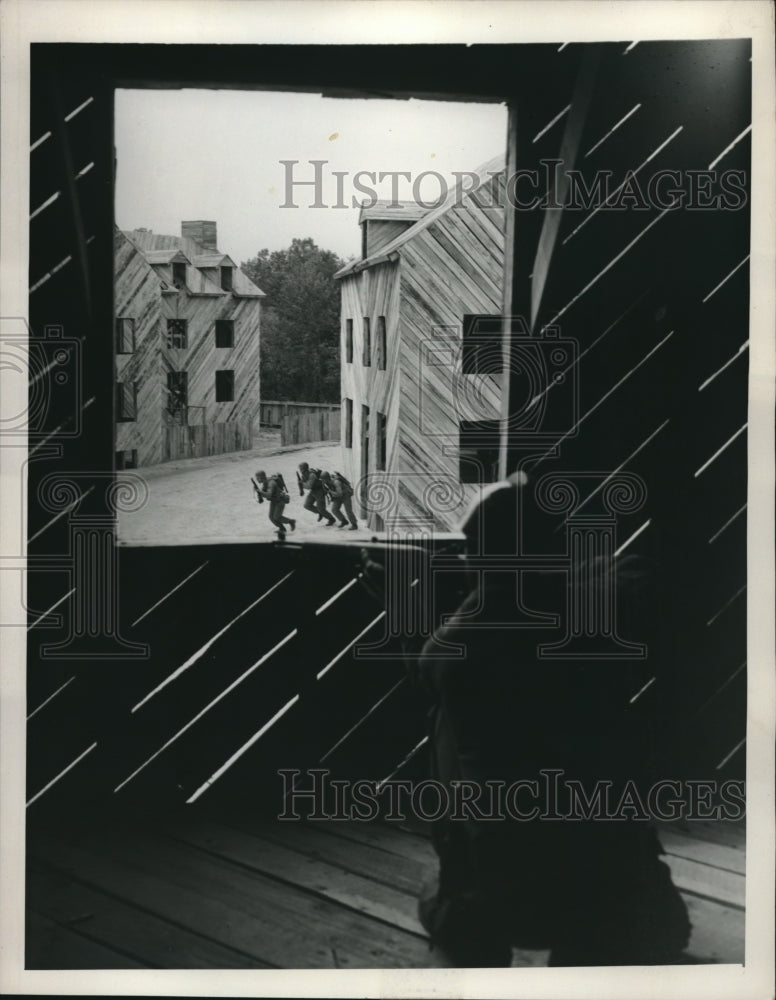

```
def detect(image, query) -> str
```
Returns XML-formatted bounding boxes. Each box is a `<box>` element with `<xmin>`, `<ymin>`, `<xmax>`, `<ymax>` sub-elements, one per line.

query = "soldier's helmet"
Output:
<box><xmin>298</xmin><ymin>461</ymin><xmax>309</xmax><ymax>474</ymax></box>
<box><xmin>457</xmin><ymin>471</ymin><xmax>529</xmax><ymax>557</ymax></box>
<box><xmin>255</xmin><ymin>469</ymin><xmax>266</xmax><ymax>481</ymax></box>
<box><xmin>457</xmin><ymin>471</ymin><xmax>653</xmax><ymax>643</ymax></box>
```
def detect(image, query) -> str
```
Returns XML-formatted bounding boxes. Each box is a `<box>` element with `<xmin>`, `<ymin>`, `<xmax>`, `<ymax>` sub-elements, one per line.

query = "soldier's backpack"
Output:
<box><xmin>335</xmin><ymin>472</ymin><xmax>353</xmax><ymax>497</ymax></box>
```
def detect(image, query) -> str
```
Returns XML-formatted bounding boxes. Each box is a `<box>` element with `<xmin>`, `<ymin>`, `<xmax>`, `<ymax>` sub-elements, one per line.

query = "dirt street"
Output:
<box><xmin>117</xmin><ymin>432</ymin><xmax>358</xmax><ymax>546</ymax></box>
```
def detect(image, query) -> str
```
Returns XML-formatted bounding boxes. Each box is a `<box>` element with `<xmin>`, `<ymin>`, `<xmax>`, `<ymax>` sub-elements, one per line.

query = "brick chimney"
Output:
<box><xmin>181</xmin><ymin>220</ymin><xmax>218</xmax><ymax>251</ymax></box>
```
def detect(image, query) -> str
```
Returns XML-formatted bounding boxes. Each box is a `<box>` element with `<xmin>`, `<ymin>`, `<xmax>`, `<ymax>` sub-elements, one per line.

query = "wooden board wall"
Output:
<box><xmin>397</xmin><ymin>174</ymin><xmax>505</xmax><ymax>530</ymax></box>
<box><xmin>364</xmin><ymin>220</ymin><xmax>413</xmax><ymax>258</ymax></box>
<box><xmin>114</xmin><ymin>232</ymin><xmax>262</xmax><ymax>466</ymax></box>
<box><xmin>503</xmin><ymin>40</ymin><xmax>751</xmax><ymax>783</ymax></box>
<box><xmin>340</xmin><ymin>176</ymin><xmax>505</xmax><ymax>531</ymax></box>
<box><xmin>158</xmin><ymin>286</ymin><xmax>260</xmax><ymax>429</ymax></box>
<box><xmin>114</xmin><ymin>230</ymin><xmax>164</xmax><ymax>466</ymax></box>
<box><xmin>280</xmin><ymin>410</ymin><xmax>340</xmax><ymax>447</ymax></box>
<box><xmin>26</xmin><ymin>38</ymin><xmax>750</xmax><ymax>843</ymax></box>
<box><xmin>340</xmin><ymin>260</ymin><xmax>402</xmax><ymax>522</ymax></box>
<box><xmin>162</xmin><ymin>420</ymin><xmax>253</xmax><ymax>463</ymax></box>
<box><xmin>260</xmin><ymin>400</ymin><xmax>340</xmax><ymax>428</ymax></box>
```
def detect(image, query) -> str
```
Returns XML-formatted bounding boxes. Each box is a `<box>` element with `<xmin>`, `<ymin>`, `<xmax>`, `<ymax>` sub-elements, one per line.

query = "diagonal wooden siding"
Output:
<box><xmin>340</xmin><ymin>175</ymin><xmax>505</xmax><ymax>531</ymax></box>
<box><xmin>364</xmin><ymin>219</ymin><xmax>414</xmax><ymax>257</ymax></box>
<box><xmin>114</xmin><ymin>230</ymin><xmax>262</xmax><ymax>466</ymax></box>
<box><xmin>158</xmin><ymin>281</ymin><xmax>261</xmax><ymax>429</ymax></box>
<box><xmin>114</xmin><ymin>230</ymin><xmax>164</xmax><ymax>466</ymax></box>
<box><xmin>396</xmin><ymin>173</ymin><xmax>504</xmax><ymax>530</ymax></box>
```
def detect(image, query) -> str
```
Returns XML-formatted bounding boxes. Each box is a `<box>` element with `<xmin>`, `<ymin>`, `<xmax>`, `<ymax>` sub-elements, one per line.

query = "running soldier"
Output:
<box><xmin>328</xmin><ymin>471</ymin><xmax>358</xmax><ymax>530</ymax></box>
<box><xmin>297</xmin><ymin>462</ymin><xmax>336</xmax><ymax>526</ymax></box>
<box><xmin>253</xmin><ymin>470</ymin><xmax>295</xmax><ymax>533</ymax></box>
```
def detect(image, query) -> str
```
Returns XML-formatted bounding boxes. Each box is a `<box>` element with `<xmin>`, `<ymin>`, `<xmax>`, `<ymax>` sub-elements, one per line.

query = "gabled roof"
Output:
<box><xmin>187</xmin><ymin>253</ymin><xmax>260</xmax><ymax>296</ymax></box>
<box><xmin>191</xmin><ymin>253</ymin><xmax>237</xmax><ymax>268</ymax></box>
<box><xmin>144</xmin><ymin>248</ymin><xmax>192</xmax><ymax>265</ymax></box>
<box><xmin>358</xmin><ymin>200</ymin><xmax>428</xmax><ymax>225</ymax></box>
<box><xmin>229</xmin><ymin>268</ymin><xmax>264</xmax><ymax>299</ymax></box>
<box><xmin>122</xmin><ymin>227</ymin><xmax>265</xmax><ymax>297</ymax></box>
<box><xmin>335</xmin><ymin>153</ymin><xmax>505</xmax><ymax>280</ymax></box>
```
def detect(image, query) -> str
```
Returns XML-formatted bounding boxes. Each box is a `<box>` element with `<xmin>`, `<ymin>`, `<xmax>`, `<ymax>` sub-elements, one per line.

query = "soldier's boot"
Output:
<box><xmin>417</xmin><ymin>875</ymin><xmax>512</xmax><ymax>968</ymax></box>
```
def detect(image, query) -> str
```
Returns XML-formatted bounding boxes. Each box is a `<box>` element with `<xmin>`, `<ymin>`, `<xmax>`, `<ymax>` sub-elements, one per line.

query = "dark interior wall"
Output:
<box><xmin>26</xmin><ymin>40</ymin><xmax>749</xmax><ymax>813</ymax></box>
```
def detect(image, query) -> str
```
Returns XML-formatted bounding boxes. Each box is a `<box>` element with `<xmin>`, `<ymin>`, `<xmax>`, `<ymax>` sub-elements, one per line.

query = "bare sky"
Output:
<box><xmin>115</xmin><ymin>88</ymin><xmax>507</xmax><ymax>265</ymax></box>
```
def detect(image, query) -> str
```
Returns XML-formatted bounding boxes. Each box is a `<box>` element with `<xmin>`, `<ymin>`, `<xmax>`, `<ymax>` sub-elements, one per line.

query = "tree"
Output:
<box><xmin>241</xmin><ymin>238</ymin><xmax>345</xmax><ymax>402</ymax></box>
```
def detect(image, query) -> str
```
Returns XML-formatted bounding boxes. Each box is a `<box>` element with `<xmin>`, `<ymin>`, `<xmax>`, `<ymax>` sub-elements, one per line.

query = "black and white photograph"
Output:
<box><xmin>1</xmin><ymin>2</ymin><xmax>774</xmax><ymax>997</ymax></box>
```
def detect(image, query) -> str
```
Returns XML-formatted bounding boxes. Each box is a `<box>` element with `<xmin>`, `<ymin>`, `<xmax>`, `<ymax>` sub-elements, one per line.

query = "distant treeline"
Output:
<box><xmin>241</xmin><ymin>237</ymin><xmax>346</xmax><ymax>403</ymax></box>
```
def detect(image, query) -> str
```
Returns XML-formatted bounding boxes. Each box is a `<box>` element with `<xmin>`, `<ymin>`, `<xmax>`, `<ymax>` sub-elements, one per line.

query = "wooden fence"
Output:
<box><xmin>260</xmin><ymin>400</ymin><xmax>340</xmax><ymax>428</ymax></box>
<box><xmin>281</xmin><ymin>408</ymin><xmax>341</xmax><ymax>446</ymax></box>
<box><xmin>162</xmin><ymin>420</ymin><xmax>252</xmax><ymax>462</ymax></box>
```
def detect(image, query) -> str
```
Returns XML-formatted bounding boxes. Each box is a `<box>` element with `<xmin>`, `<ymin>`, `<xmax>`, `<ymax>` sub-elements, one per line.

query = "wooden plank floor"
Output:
<box><xmin>26</xmin><ymin>805</ymin><xmax>744</xmax><ymax>969</ymax></box>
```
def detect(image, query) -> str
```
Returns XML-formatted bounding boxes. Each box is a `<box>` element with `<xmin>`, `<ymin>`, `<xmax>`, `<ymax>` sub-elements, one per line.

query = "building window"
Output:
<box><xmin>377</xmin><ymin>316</ymin><xmax>386</xmax><ymax>370</ymax></box>
<box><xmin>462</xmin><ymin>314</ymin><xmax>504</xmax><ymax>375</ymax></box>
<box><xmin>167</xmin><ymin>317</ymin><xmax>188</xmax><ymax>349</ymax></box>
<box><xmin>215</xmin><ymin>319</ymin><xmax>234</xmax><ymax>348</ymax></box>
<box><xmin>215</xmin><ymin>369</ymin><xmax>235</xmax><ymax>402</ymax></box>
<box><xmin>115</xmin><ymin>449</ymin><xmax>138</xmax><ymax>470</ymax></box>
<box><xmin>115</xmin><ymin>317</ymin><xmax>135</xmax><ymax>354</ymax></box>
<box><xmin>167</xmin><ymin>370</ymin><xmax>188</xmax><ymax>414</ymax></box>
<box><xmin>459</xmin><ymin>420</ymin><xmax>500</xmax><ymax>483</ymax></box>
<box><xmin>116</xmin><ymin>380</ymin><xmax>137</xmax><ymax>422</ymax></box>
<box><xmin>344</xmin><ymin>397</ymin><xmax>353</xmax><ymax>448</ymax></box>
<box><xmin>172</xmin><ymin>261</ymin><xmax>187</xmax><ymax>288</ymax></box>
<box><xmin>376</xmin><ymin>411</ymin><xmax>387</xmax><ymax>470</ymax></box>
<box><xmin>345</xmin><ymin>319</ymin><xmax>353</xmax><ymax>363</ymax></box>
<box><xmin>362</xmin><ymin>317</ymin><xmax>371</xmax><ymax>366</ymax></box>
<box><xmin>361</xmin><ymin>404</ymin><xmax>370</xmax><ymax>513</ymax></box>
<box><xmin>220</xmin><ymin>266</ymin><xmax>233</xmax><ymax>292</ymax></box>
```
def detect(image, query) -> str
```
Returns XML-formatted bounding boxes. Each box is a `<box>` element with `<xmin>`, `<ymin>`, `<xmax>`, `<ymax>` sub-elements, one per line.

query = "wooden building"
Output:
<box><xmin>114</xmin><ymin>221</ymin><xmax>264</xmax><ymax>468</ymax></box>
<box><xmin>336</xmin><ymin>161</ymin><xmax>506</xmax><ymax>531</ymax></box>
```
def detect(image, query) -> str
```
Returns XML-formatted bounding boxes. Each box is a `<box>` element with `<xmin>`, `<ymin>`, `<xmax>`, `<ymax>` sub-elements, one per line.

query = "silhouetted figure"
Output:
<box><xmin>392</xmin><ymin>479</ymin><xmax>690</xmax><ymax>967</ymax></box>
